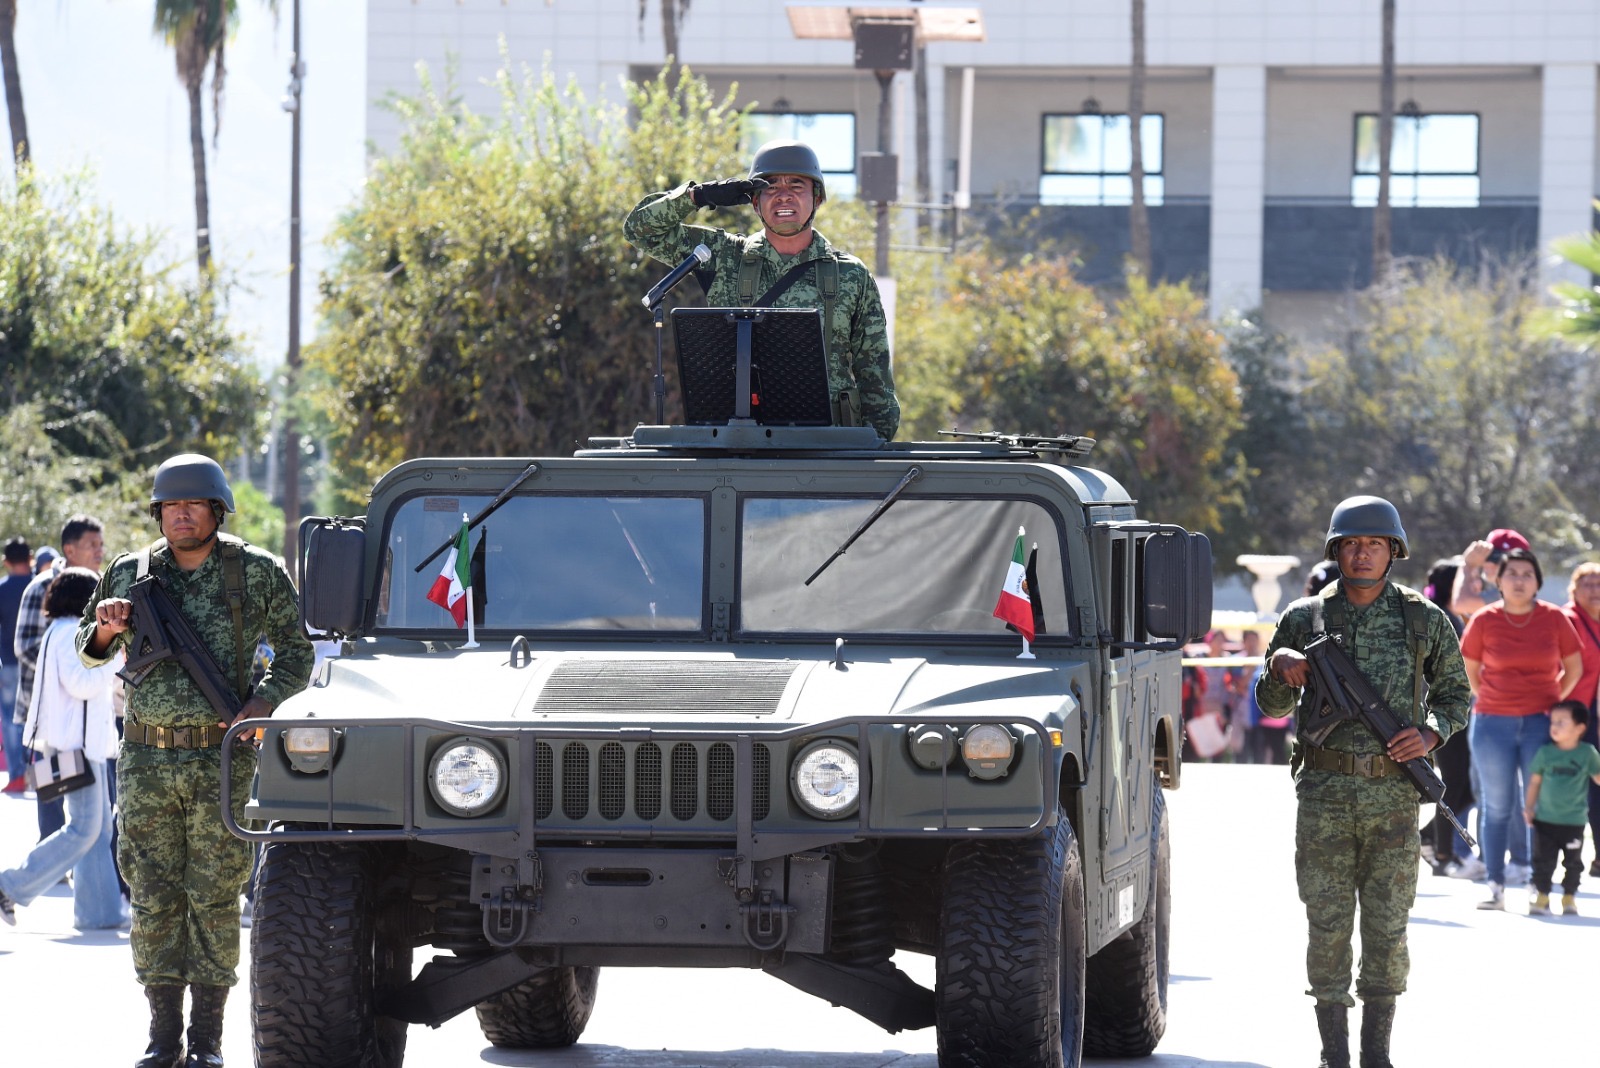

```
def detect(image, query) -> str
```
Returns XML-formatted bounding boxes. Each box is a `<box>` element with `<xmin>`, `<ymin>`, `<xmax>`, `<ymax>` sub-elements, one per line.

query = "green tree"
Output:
<box><xmin>0</xmin><ymin>168</ymin><xmax>264</xmax><ymax>481</ymax></box>
<box><xmin>894</xmin><ymin>252</ymin><xmax>1245</xmax><ymax>536</ymax></box>
<box><xmin>310</xmin><ymin>63</ymin><xmax>748</xmax><ymax>509</ymax></box>
<box><xmin>1292</xmin><ymin>258</ymin><xmax>1600</xmax><ymax>576</ymax></box>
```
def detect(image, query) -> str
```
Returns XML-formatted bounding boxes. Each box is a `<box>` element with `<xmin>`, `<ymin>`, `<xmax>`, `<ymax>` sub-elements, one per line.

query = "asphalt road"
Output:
<box><xmin>0</xmin><ymin>763</ymin><xmax>1590</xmax><ymax>1066</ymax></box>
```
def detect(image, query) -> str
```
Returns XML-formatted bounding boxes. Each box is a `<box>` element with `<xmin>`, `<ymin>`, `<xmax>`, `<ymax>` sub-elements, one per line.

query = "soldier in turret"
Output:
<box><xmin>1256</xmin><ymin>496</ymin><xmax>1470</xmax><ymax>1068</ymax></box>
<box><xmin>624</xmin><ymin>139</ymin><xmax>900</xmax><ymax>440</ymax></box>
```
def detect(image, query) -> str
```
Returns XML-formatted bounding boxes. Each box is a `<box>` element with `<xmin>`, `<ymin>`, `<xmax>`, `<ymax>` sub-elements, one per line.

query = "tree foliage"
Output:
<box><xmin>310</xmin><ymin>63</ymin><xmax>749</xmax><ymax>510</ymax></box>
<box><xmin>0</xmin><ymin>169</ymin><xmax>263</xmax><ymax>502</ymax></box>
<box><xmin>895</xmin><ymin>254</ymin><xmax>1245</xmax><ymax>537</ymax></box>
<box><xmin>1253</xmin><ymin>258</ymin><xmax>1600</xmax><ymax>580</ymax></box>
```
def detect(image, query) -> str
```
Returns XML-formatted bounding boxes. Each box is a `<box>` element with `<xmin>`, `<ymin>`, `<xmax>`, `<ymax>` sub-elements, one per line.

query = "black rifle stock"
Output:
<box><xmin>1301</xmin><ymin>632</ymin><xmax>1476</xmax><ymax>849</ymax></box>
<box><xmin>117</xmin><ymin>576</ymin><xmax>244</xmax><ymax>724</ymax></box>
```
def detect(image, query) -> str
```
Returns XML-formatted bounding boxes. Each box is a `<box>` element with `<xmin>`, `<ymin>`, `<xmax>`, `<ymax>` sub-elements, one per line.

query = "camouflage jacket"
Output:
<box><xmin>76</xmin><ymin>536</ymin><xmax>313</xmax><ymax>733</ymax></box>
<box><xmin>1256</xmin><ymin>580</ymin><xmax>1470</xmax><ymax>757</ymax></box>
<box><xmin>623</xmin><ymin>183</ymin><xmax>900</xmax><ymax>440</ymax></box>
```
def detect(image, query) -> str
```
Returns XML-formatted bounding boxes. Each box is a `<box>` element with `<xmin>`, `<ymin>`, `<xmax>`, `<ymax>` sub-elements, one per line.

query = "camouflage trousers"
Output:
<box><xmin>1293</xmin><ymin>772</ymin><xmax>1419</xmax><ymax>1006</ymax></box>
<box><xmin>117</xmin><ymin>747</ymin><xmax>257</xmax><ymax>988</ymax></box>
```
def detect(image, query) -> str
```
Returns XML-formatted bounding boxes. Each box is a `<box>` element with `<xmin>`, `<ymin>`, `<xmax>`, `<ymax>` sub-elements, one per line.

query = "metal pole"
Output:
<box><xmin>874</xmin><ymin>70</ymin><xmax>893</xmax><ymax>278</ymax></box>
<box><xmin>282</xmin><ymin>0</ymin><xmax>304</xmax><ymax>578</ymax></box>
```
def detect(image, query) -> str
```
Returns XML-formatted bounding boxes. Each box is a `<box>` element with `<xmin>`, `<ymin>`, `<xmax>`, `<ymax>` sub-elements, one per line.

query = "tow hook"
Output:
<box><xmin>741</xmin><ymin>888</ymin><xmax>794</xmax><ymax>952</ymax></box>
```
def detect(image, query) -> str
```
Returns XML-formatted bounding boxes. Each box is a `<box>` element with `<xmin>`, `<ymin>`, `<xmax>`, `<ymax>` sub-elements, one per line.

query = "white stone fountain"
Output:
<box><xmin>1235</xmin><ymin>554</ymin><xmax>1302</xmax><ymax>620</ymax></box>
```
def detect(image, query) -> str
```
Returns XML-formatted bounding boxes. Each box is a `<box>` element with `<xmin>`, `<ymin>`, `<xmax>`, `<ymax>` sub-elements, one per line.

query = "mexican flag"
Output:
<box><xmin>426</xmin><ymin>521</ymin><xmax>472</xmax><ymax>627</ymax></box>
<box><xmin>992</xmin><ymin>526</ymin><xmax>1034</xmax><ymax>642</ymax></box>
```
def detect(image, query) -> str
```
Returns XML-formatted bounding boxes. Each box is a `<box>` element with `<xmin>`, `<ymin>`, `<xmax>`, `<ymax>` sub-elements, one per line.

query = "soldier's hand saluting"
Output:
<box><xmin>691</xmin><ymin>176</ymin><xmax>768</xmax><ymax>208</ymax></box>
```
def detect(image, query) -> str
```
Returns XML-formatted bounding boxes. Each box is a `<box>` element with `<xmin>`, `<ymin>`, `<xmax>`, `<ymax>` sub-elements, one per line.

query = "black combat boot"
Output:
<box><xmin>1314</xmin><ymin>1001</ymin><xmax>1351</xmax><ymax>1068</ymax></box>
<box><xmin>134</xmin><ymin>984</ymin><xmax>185</xmax><ymax>1068</ymax></box>
<box><xmin>184</xmin><ymin>985</ymin><xmax>229</xmax><ymax>1068</ymax></box>
<box><xmin>1359</xmin><ymin>999</ymin><xmax>1396</xmax><ymax>1068</ymax></box>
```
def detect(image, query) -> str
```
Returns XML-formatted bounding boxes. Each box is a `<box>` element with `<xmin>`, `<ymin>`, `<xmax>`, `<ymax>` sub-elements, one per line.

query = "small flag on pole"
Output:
<box><xmin>426</xmin><ymin>520</ymin><xmax>472</xmax><ymax>627</ymax></box>
<box><xmin>993</xmin><ymin>526</ymin><xmax>1035</xmax><ymax>644</ymax></box>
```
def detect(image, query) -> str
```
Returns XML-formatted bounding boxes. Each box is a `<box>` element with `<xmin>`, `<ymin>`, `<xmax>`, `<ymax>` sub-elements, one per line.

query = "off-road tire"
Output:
<box><xmin>1083</xmin><ymin>785</ymin><xmax>1171</xmax><ymax>1057</ymax></box>
<box><xmin>252</xmin><ymin>841</ymin><xmax>411</xmax><ymax>1068</ymax></box>
<box><xmin>475</xmin><ymin>966</ymin><xmax>600</xmax><ymax>1049</ymax></box>
<box><xmin>936</xmin><ymin>806</ymin><xmax>1087</xmax><ymax>1068</ymax></box>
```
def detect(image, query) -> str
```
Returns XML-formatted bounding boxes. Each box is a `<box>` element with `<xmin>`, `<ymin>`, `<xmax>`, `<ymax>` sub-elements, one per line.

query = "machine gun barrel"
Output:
<box><xmin>117</xmin><ymin>576</ymin><xmax>245</xmax><ymax>724</ymax></box>
<box><xmin>1301</xmin><ymin>633</ymin><xmax>1476</xmax><ymax>849</ymax></box>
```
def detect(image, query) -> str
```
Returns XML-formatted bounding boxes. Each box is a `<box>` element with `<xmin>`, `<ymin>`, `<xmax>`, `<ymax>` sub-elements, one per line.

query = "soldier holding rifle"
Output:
<box><xmin>1256</xmin><ymin>496</ymin><xmax>1470</xmax><ymax>1068</ymax></box>
<box><xmin>77</xmin><ymin>455</ymin><xmax>313</xmax><ymax>1068</ymax></box>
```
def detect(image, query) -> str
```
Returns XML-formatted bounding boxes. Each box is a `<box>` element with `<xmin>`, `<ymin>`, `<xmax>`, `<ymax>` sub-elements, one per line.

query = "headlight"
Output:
<box><xmin>908</xmin><ymin>724</ymin><xmax>955</xmax><ymax>770</ymax></box>
<box><xmin>961</xmin><ymin>724</ymin><xmax>1016</xmax><ymax>780</ymax></box>
<box><xmin>282</xmin><ymin>726</ymin><xmax>339</xmax><ymax>775</ymax></box>
<box><xmin>428</xmin><ymin>737</ymin><xmax>507</xmax><ymax>816</ymax></box>
<box><xmin>790</xmin><ymin>739</ymin><xmax>860</xmax><ymax>819</ymax></box>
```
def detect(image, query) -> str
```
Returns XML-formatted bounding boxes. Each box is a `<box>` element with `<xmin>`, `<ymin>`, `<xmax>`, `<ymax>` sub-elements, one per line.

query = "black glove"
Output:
<box><xmin>692</xmin><ymin>177</ymin><xmax>767</xmax><ymax>208</ymax></box>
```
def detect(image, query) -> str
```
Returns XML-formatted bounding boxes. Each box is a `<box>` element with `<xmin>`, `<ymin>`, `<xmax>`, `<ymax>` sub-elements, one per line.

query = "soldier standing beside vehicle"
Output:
<box><xmin>623</xmin><ymin>139</ymin><xmax>900</xmax><ymax>440</ymax></box>
<box><xmin>1255</xmin><ymin>496</ymin><xmax>1470</xmax><ymax>1068</ymax></box>
<box><xmin>77</xmin><ymin>455</ymin><xmax>313</xmax><ymax>1068</ymax></box>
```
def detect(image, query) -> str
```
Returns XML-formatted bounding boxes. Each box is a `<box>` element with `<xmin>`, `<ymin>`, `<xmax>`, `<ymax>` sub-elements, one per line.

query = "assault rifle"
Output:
<box><xmin>1300</xmin><ymin>632</ymin><xmax>1476</xmax><ymax>849</ymax></box>
<box><xmin>117</xmin><ymin>575</ymin><xmax>244</xmax><ymax>725</ymax></box>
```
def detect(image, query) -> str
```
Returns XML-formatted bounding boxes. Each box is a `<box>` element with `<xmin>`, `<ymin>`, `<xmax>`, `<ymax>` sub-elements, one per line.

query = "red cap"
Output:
<box><xmin>1486</xmin><ymin>528</ymin><xmax>1530</xmax><ymax>559</ymax></box>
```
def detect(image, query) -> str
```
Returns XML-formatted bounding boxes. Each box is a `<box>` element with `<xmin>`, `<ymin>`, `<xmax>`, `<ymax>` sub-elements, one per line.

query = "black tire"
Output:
<box><xmin>252</xmin><ymin>841</ymin><xmax>411</xmax><ymax>1068</ymax></box>
<box><xmin>1084</xmin><ymin>785</ymin><xmax>1171</xmax><ymax>1057</ymax></box>
<box><xmin>475</xmin><ymin>966</ymin><xmax>600</xmax><ymax>1049</ymax></box>
<box><xmin>936</xmin><ymin>806</ymin><xmax>1087</xmax><ymax>1068</ymax></box>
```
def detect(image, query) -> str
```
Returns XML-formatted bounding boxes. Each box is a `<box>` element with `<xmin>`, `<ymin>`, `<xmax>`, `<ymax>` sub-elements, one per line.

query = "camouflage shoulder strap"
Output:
<box><xmin>737</xmin><ymin>243</ymin><xmax>764</xmax><ymax>306</ymax></box>
<box><xmin>216</xmin><ymin>533</ymin><xmax>250</xmax><ymax>699</ymax></box>
<box><xmin>817</xmin><ymin>254</ymin><xmax>839</xmax><ymax>363</ymax></box>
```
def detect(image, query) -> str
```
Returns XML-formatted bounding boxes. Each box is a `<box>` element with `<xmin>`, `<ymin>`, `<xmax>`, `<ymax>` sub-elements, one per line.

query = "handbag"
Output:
<box><xmin>23</xmin><ymin>627</ymin><xmax>96</xmax><ymax>802</ymax></box>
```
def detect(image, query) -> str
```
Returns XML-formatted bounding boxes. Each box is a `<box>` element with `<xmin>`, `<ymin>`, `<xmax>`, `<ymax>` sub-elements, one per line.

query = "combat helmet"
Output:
<box><xmin>149</xmin><ymin>453</ymin><xmax>236</xmax><ymax>523</ymax></box>
<box><xmin>1323</xmin><ymin>495</ymin><xmax>1408</xmax><ymax>561</ymax></box>
<box><xmin>749</xmin><ymin>140</ymin><xmax>827</xmax><ymax>201</ymax></box>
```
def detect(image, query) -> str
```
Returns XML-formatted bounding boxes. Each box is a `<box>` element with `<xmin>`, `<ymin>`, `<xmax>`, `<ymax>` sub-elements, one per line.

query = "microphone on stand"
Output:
<box><xmin>642</xmin><ymin>244</ymin><xmax>712</xmax><ymax>310</ymax></box>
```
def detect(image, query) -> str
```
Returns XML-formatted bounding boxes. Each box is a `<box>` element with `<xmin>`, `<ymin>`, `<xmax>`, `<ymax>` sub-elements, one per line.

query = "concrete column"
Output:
<box><xmin>1208</xmin><ymin>65</ymin><xmax>1267</xmax><ymax>317</ymax></box>
<box><xmin>1537</xmin><ymin>64</ymin><xmax>1598</xmax><ymax>292</ymax></box>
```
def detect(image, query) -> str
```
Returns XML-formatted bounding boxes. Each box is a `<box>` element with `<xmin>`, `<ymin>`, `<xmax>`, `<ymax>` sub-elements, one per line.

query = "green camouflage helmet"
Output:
<box><xmin>149</xmin><ymin>453</ymin><xmax>235</xmax><ymax>521</ymax></box>
<box><xmin>1323</xmin><ymin>495</ymin><xmax>1409</xmax><ymax>561</ymax></box>
<box><xmin>749</xmin><ymin>140</ymin><xmax>827</xmax><ymax>201</ymax></box>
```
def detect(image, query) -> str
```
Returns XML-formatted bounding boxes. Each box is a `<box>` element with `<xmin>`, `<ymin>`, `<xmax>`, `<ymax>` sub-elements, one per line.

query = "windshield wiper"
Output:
<box><xmin>412</xmin><ymin>462</ymin><xmax>542</xmax><ymax>573</ymax></box>
<box><xmin>804</xmin><ymin>466</ymin><xmax>923</xmax><ymax>586</ymax></box>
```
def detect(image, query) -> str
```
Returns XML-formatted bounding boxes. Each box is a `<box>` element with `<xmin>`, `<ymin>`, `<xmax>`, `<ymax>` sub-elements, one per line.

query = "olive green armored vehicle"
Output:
<box><xmin>227</xmin><ymin>422</ymin><xmax>1211</xmax><ymax>1068</ymax></box>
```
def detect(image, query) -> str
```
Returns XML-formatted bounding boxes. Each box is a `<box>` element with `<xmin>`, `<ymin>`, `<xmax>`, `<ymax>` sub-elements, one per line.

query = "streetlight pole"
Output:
<box><xmin>281</xmin><ymin>0</ymin><xmax>304</xmax><ymax>578</ymax></box>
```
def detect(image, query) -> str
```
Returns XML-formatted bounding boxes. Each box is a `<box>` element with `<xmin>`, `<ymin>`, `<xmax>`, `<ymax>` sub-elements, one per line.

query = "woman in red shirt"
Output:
<box><xmin>1561</xmin><ymin>561</ymin><xmax>1600</xmax><ymax>876</ymax></box>
<box><xmin>1460</xmin><ymin>549</ymin><xmax>1583</xmax><ymax>907</ymax></box>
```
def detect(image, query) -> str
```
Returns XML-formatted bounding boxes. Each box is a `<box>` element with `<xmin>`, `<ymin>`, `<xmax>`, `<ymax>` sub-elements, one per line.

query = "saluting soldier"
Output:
<box><xmin>623</xmin><ymin>139</ymin><xmax>900</xmax><ymax>440</ymax></box>
<box><xmin>1255</xmin><ymin>496</ymin><xmax>1470</xmax><ymax>1068</ymax></box>
<box><xmin>77</xmin><ymin>455</ymin><xmax>313</xmax><ymax>1068</ymax></box>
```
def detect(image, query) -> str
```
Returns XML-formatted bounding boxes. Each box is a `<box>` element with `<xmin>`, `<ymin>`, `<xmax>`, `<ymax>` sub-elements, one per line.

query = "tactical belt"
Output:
<box><xmin>1302</xmin><ymin>744</ymin><xmax>1401</xmax><ymax>779</ymax></box>
<box><xmin>125</xmin><ymin>720</ymin><xmax>227</xmax><ymax>750</ymax></box>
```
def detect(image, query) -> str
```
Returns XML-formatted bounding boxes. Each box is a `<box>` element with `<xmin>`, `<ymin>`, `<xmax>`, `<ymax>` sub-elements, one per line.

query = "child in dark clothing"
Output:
<box><xmin>1524</xmin><ymin>700</ymin><xmax>1600</xmax><ymax>915</ymax></box>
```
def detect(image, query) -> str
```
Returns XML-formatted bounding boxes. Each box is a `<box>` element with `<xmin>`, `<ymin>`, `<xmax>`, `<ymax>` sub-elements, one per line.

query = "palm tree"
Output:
<box><xmin>153</xmin><ymin>0</ymin><xmax>239</xmax><ymax>274</ymax></box>
<box><xmin>1373</xmin><ymin>0</ymin><xmax>1395</xmax><ymax>286</ymax></box>
<box><xmin>1127</xmin><ymin>0</ymin><xmax>1151</xmax><ymax>277</ymax></box>
<box><xmin>0</xmin><ymin>0</ymin><xmax>29</xmax><ymax>172</ymax></box>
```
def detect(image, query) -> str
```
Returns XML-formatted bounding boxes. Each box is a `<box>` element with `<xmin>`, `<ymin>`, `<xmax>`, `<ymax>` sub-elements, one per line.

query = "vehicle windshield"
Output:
<box><xmin>376</xmin><ymin>494</ymin><xmax>707</xmax><ymax>633</ymax></box>
<box><xmin>740</xmin><ymin>497</ymin><xmax>1072</xmax><ymax>637</ymax></box>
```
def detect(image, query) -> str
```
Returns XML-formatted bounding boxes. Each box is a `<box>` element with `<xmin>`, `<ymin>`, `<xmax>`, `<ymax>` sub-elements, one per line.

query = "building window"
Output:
<box><xmin>1040</xmin><ymin>113</ymin><xmax>1164</xmax><ymax>206</ymax></box>
<box><xmin>743</xmin><ymin>113</ymin><xmax>857</xmax><ymax>199</ymax></box>
<box><xmin>1351</xmin><ymin>113</ymin><xmax>1480</xmax><ymax>207</ymax></box>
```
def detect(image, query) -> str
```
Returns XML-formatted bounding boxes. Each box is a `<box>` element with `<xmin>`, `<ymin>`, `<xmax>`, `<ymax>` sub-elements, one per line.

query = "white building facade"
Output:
<box><xmin>366</xmin><ymin>0</ymin><xmax>1600</xmax><ymax>328</ymax></box>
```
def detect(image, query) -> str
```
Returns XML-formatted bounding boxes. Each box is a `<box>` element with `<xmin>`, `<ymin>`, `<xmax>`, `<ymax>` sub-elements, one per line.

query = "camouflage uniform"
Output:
<box><xmin>76</xmin><ymin>537</ymin><xmax>313</xmax><ymax>988</ymax></box>
<box><xmin>1256</xmin><ymin>581</ymin><xmax>1470</xmax><ymax>1006</ymax></box>
<box><xmin>623</xmin><ymin>183</ymin><xmax>900</xmax><ymax>440</ymax></box>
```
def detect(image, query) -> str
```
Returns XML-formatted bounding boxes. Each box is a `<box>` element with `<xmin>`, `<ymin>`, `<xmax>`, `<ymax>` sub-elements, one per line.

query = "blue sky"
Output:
<box><xmin>12</xmin><ymin>0</ymin><xmax>369</xmax><ymax>370</ymax></box>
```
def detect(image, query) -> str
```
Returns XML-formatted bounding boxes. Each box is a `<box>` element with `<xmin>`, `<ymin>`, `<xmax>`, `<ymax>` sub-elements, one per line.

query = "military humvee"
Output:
<box><xmin>227</xmin><ymin>422</ymin><xmax>1211</xmax><ymax>1068</ymax></box>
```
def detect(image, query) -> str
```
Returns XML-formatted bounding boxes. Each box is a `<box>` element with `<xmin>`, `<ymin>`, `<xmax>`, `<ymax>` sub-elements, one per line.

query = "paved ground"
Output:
<box><xmin>0</xmin><ymin>763</ymin><xmax>1591</xmax><ymax>1066</ymax></box>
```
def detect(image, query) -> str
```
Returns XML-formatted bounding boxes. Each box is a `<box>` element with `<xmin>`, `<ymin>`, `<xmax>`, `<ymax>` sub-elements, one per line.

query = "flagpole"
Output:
<box><xmin>461</xmin><ymin>512</ymin><xmax>479</xmax><ymax>649</ymax></box>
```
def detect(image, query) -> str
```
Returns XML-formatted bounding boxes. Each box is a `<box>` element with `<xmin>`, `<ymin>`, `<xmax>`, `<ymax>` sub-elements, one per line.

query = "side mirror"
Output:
<box><xmin>1142</xmin><ymin>530</ymin><xmax>1213</xmax><ymax>644</ymax></box>
<box><xmin>299</xmin><ymin>516</ymin><xmax>366</xmax><ymax>639</ymax></box>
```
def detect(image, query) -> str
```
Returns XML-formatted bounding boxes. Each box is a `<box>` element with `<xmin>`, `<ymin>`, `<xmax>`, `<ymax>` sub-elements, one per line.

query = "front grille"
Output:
<box><xmin>530</xmin><ymin>739</ymin><xmax>772</xmax><ymax>825</ymax></box>
<box><xmin>532</xmin><ymin>659</ymin><xmax>798</xmax><ymax>716</ymax></box>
